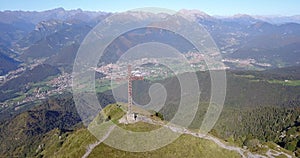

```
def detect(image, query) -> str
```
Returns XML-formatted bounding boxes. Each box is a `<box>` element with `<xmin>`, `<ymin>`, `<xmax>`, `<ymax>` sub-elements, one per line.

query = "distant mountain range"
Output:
<box><xmin>0</xmin><ymin>8</ymin><xmax>299</xmax><ymax>74</ymax></box>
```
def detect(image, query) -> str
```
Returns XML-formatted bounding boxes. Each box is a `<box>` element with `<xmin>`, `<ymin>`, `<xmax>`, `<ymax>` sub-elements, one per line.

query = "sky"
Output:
<box><xmin>0</xmin><ymin>0</ymin><xmax>299</xmax><ymax>16</ymax></box>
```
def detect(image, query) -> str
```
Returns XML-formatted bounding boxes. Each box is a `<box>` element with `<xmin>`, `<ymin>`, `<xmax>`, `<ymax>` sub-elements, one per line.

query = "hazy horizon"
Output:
<box><xmin>1</xmin><ymin>7</ymin><xmax>300</xmax><ymax>18</ymax></box>
<box><xmin>0</xmin><ymin>0</ymin><xmax>299</xmax><ymax>16</ymax></box>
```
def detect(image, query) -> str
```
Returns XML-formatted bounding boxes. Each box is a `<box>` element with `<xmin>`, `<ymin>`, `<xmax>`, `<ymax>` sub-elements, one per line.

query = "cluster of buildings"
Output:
<box><xmin>0</xmin><ymin>59</ymin><xmax>45</xmax><ymax>84</ymax></box>
<box><xmin>2</xmin><ymin>73</ymin><xmax>72</xmax><ymax>109</ymax></box>
<box><xmin>0</xmin><ymin>67</ymin><xmax>25</xmax><ymax>84</ymax></box>
<box><xmin>94</xmin><ymin>52</ymin><xmax>219</xmax><ymax>80</ymax></box>
<box><xmin>47</xmin><ymin>73</ymin><xmax>72</xmax><ymax>93</ymax></box>
<box><xmin>1</xmin><ymin>52</ymin><xmax>255</xmax><ymax>110</ymax></box>
<box><xmin>0</xmin><ymin>103</ymin><xmax>8</xmax><ymax>109</ymax></box>
<box><xmin>95</xmin><ymin>58</ymin><xmax>177</xmax><ymax>81</ymax></box>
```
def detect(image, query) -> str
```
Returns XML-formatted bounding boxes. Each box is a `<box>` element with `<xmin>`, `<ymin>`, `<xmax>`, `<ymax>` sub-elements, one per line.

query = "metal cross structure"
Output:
<box><xmin>127</xmin><ymin>65</ymin><xmax>144</xmax><ymax>114</ymax></box>
<box><xmin>114</xmin><ymin>65</ymin><xmax>144</xmax><ymax>114</ymax></box>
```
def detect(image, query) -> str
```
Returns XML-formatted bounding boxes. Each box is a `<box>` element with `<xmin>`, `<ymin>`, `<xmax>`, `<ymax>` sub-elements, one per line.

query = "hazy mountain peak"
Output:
<box><xmin>35</xmin><ymin>20</ymin><xmax>63</xmax><ymax>30</ymax></box>
<box><xmin>178</xmin><ymin>9</ymin><xmax>211</xmax><ymax>19</ymax></box>
<box><xmin>178</xmin><ymin>9</ymin><xmax>209</xmax><ymax>16</ymax></box>
<box><xmin>232</xmin><ymin>14</ymin><xmax>253</xmax><ymax>19</ymax></box>
<box><xmin>49</xmin><ymin>7</ymin><xmax>65</xmax><ymax>12</ymax></box>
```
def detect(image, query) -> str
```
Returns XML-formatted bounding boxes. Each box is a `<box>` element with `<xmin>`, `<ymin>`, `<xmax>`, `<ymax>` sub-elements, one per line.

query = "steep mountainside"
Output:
<box><xmin>0</xmin><ymin>51</ymin><xmax>19</xmax><ymax>75</ymax></box>
<box><xmin>0</xmin><ymin>68</ymin><xmax>299</xmax><ymax>157</ymax></box>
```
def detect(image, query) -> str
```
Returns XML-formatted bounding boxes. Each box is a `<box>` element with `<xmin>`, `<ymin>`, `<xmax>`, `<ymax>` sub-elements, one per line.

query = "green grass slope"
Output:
<box><xmin>40</xmin><ymin>104</ymin><xmax>240</xmax><ymax>158</ymax></box>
